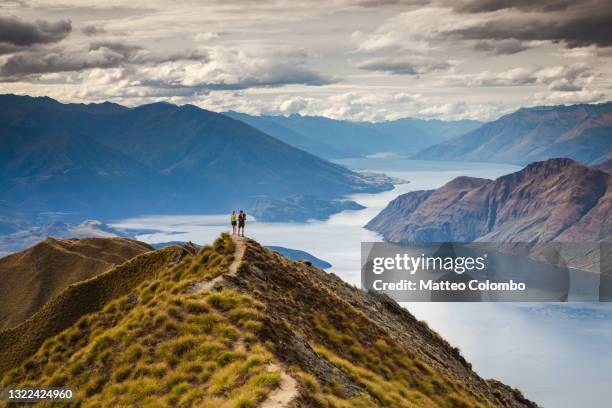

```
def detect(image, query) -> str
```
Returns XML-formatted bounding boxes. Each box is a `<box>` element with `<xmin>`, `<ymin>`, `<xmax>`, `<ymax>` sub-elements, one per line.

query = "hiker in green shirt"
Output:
<box><xmin>230</xmin><ymin>210</ymin><xmax>237</xmax><ymax>235</ymax></box>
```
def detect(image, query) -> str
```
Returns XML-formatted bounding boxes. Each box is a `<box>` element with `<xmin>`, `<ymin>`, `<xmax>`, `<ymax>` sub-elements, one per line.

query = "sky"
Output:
<box><xmin>0</xmin><ymin>0</ymin><xmax>611</xmax><ymax>121</ymax></box>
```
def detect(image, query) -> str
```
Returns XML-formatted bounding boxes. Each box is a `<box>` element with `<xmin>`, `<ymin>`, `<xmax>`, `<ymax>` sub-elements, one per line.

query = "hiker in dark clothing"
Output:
<box><xmin>230</xmin><ymin>210</ymin><xmax>237</xmax><ymax>235</ymax></box>
<box><xmin>238</xmin><ymin>210</ymin><xmax>246</xmax><ymax>237</ymax></box>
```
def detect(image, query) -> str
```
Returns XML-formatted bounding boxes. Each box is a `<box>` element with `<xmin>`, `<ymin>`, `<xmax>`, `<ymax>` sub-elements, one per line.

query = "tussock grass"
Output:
<box><xmin>1</xmin><ymin>234</ymin><xmax>280</xmax><ymax>407</ymax></box>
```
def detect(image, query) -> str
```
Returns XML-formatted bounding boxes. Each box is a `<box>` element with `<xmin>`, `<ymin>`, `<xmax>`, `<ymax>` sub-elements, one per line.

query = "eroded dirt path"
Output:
<box><xmin>191</xmin><ymin>235</ymin><xmax>246</xmax><ymax>292</ymax></box>
<box><xmin>260</xmin><ymin>363</ymin><xmax>299</xmax><ymax>408</ymax></box>
<box><xmin>228</xmin><ymin>235</ymin><xmax>246</xmax><ymax>275</ymax></box>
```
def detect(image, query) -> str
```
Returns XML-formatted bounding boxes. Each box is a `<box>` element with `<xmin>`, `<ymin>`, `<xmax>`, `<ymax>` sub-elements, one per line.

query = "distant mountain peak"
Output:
<box><xmin>416</xmin><ymin>101</ymin><xmax>612</xmax><ymax>165</ymax></box>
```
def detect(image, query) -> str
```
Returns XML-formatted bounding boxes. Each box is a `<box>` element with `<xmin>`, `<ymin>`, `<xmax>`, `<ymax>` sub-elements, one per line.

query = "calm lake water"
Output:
<box><xmin>112</xmin><ymin>158</ymin><xmax>612</xmax><ymax>408</ymax></box>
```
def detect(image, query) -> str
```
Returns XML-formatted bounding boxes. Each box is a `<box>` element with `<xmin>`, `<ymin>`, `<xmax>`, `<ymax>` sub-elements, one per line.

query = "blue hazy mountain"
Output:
<box><xmin>416</xmin><ymin>102</ymin><xmax>612</xmax><ymax>165</ymax></box>
<box><xmin>224</xmin><ymin>111</ymin><xmax>481</xmax><ymax>159</ymax></box>
<box><xmin>0</xmin><ymin>94</ymin><xmax>391</xmax><ymax>221</ymax></box>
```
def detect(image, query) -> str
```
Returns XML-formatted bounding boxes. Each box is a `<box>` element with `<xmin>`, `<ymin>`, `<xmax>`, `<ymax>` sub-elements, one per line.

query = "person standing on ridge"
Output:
<box><xmin>238</xmin><ymin>210</ymin><xmax>246</xmax><ymax>237</ymax></box>
<box><xmin>230</xmin><ymin>210</ymin><xmax>237</xmax><ymax>235</ymax></box>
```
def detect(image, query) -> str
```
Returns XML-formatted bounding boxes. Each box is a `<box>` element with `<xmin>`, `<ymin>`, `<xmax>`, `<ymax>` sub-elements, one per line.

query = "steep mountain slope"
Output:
<box><xmin>0</xmin><ymin>124</ymin><xmax>163</xmax><ymax>217</ymax></box>
<box><xmin>225</xmin><ymin>111</ymin><xmax>482</xmax><ymax>159</ymax></box>
<box><xmin>416</xmin><ymin>102</ymin><xmax>612</xmax><ymax>165</ymax></box>
<box><xmin>0</xmin><ymin>237</ymin><xmax>152</xmax><ymax>330</ymax></box>
<box><xmin>0</xmin><ymin>235</ymin><xmax>537</xmax><ymax>407</ymax></box>
<box><xmin>0</xmin><ymin>95</ymin><xmax>390</xmax><ymax>219</ymax></box>
<box><xmin>363</xmin><ymin>117</ymin><xmax>482</xmax><ymax>151</ymax></box>
<box><xmin>367</xmin><ymin>158</ymin><xmax>611</xmax><ymax>245</ymax></box>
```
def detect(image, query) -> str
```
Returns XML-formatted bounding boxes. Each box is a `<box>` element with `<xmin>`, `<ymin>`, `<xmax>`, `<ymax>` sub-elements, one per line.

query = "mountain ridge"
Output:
<box><xmin>415</xmin><ymin>102</ymin><xmax>612</xmax><ymax>165</ymax></box>
<box><xmin>0</xmin><ymin>234</ymin><xmax>538</xmax><ymax>407</ymax></box>
<box><xmin>224</xmin><ymin>111</ymin><xmax>482</xmax><ymax>159</ymax></box>
<box><xmin>366</xmin><ymin>158</ymin><xmax>611</xmax><ymax>247</ymax></box>
<box><xmin>0</xmin><ymin>94</ymin><xmax>391</xmax><ymax>220</ymax></box>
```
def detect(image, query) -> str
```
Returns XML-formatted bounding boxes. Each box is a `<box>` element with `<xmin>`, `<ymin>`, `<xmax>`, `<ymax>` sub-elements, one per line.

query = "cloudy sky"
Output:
<box><xmin>1</xmin><ymin>0</ymin><xmax>611</xmax><ymax>121</ymax></box>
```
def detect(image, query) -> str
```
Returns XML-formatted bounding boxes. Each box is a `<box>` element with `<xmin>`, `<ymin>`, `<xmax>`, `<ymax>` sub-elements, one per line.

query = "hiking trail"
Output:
<box><xmin>192</xmin><ymin>235</ymin><xmax>299</xmax><ymax>407</ymax></box>
<box><xmin>191</xmin><ymin>235</ymin><xmax>245</xmax><ymax>292</ymax></box>
<box><xmin>260</xmin><ymin>363</ymin><xmax>299</xmax><ymax>408</ymax></box>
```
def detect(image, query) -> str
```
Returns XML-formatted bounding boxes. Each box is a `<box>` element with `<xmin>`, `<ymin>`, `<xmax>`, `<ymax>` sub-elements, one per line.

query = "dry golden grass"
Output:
<box><xmin>1</xmin><ymin>234</ymin><xmax>281</xmax><ymax>407</ymax></box>
<box><xmin>1</xmin><ymin>235</ymin><xmax>532</xmax><ymax>408</ymax></box>
<box><xmin>0</xmin><ymin>237</ymin><xmax>152</xmax><ymax>330</ymax></box>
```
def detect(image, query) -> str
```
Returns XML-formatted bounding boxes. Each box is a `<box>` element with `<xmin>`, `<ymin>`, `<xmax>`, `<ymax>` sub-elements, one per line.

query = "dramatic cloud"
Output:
<box><xmin>448</xmin><ymin>0</ymin><xmax>612</xmax><ymax>49</ymax></box>
<box><xmin>0</xmin><ymin>15</ymin><xmax>71</xmax><ymax>54</ymax></box>
<box><xmin>0</xmin><ymin>0</ymin><xmax>610</xmax><ymax>120</ymax></box>
<box><xmin>133</xmin><ymin>51</ymin><xmax>335</xmax><ymax>92</ymax></box>
<box><xmin>358</xmin><ymin>57</ymin><xmax>453</xmax><ymax>75</ymax></box>
<box><xmin>449</xmin><ymin>0</ymin><xmax>575</xmax><ymax>13</ymax></box>
<box><xmin>0</xmin><ymin>42</ymin><xmax>144</xmax><ymax>78</ymax></box>
<box><xmin>473</xmin><ymin>39</ymin><xmax>530</xmax><ymax>55</ymax></box>
<box><xmin>441</xmin><ymin>65</ymin><xmax>595</xmax><ymax>90</ymax></box>
<box><xmin>81</xmin><ymin>24</ymin><xmax>106</xmax><ymax>36</ymax></box>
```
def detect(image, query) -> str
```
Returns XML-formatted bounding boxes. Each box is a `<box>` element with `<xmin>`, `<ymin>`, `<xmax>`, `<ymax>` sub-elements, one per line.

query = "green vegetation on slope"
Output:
<box><xmin>1</xmin><ymin>235</ymin><xmax>282</xmax><ymax>407</ymax></box>
<box><xmin>1</xmin><ymin>235</ymin><xmax>536</xmax><ymax>407</ymax></box>
<box><xmin>235</xmin><ymin>244</ymin><xmax>504</xmax><ymax>408</ymax></box>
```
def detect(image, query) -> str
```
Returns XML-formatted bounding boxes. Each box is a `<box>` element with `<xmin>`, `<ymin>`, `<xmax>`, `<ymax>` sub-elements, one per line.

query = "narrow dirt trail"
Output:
<box><xmin>228</xmin><ymin>235</ymin><xmax>246</xmax><ymax>275</ymax></box>
<box><xmin>191</xmin><ymin>235</ymin><xmax>245</xmax><ymax>292</ymax></box>
<box><xmin>260</xmin><ymin>363</ymin><xmax>299</xmax><ymax>408</ymax></box>
<box><xmin>192</xmin><ymin>235</ymin><xmax>299</xmax><ymax>406</ymax></box>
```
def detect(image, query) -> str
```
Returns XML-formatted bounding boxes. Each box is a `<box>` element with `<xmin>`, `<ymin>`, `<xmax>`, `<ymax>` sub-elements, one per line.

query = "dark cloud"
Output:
<box><xmin>450</xmin><ymin>0</ymin><xmax>575</xmax><ymax>13</ymax></box>
<box><xmin>358</xmin><ymin>58</ymin><xmax>452</xmax><ymax>75</ymax></box>
<box><xmin>549</xmin><ymin>82</ymin><xmax>582</xmax><ymax>92</ymax></box>
<box><xmin>82</xmin><ymin>24</ymin><xmax>106</xmax><ymax>36</ymax></box>
<box><xmin>0</xmin><ymin>16</ymin><xmax>70</xmax><ymax>50</ymax></box>
<box><xmin>0</xmin><ymin>42</ymin><xmax>142</xmax><ymax>78</ymax></box>
<box><xmin>451</xmin><ymin>15</ymin><xmax>612</xmax><ymax>48</ymax></box>
<box><xmin>354</xmin><ymin>0</ymin><xmax>429</xmax><ymax>8</ymax></box>
<box><xmin>447</xmin><ymin>0</ymin><xmax>612</xmax><ymax>49</ymax></box>
<box><xmin>0</xmin><ymin>41</ymin><xmax>210</xmax><ymax>79</ymax></box>
<box><xmin>473</xmin><ymin>39</ymin><xmax>530</xmax><ymax>55</ymax></box>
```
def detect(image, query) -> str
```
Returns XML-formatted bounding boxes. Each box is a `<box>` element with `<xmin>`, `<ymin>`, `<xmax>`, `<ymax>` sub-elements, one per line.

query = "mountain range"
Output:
<box><xmin>0</xmin><ymin>234</ymin><xmax>537</xmax><ymax>407</ymax></box>
<box><xmin>367</xmin><ymin>158</ymin><xmax>611</xmax><ymax>247</ymax></box>
<box><xmin>224</xmin><ymin>111</ymin><xmax>482</xmax><ymax>159</ymax></box>
<box><xmin>0</xmin><ymin>94</ymin><xmax>391</xmax><ymax>221</ymax></box>
<box><xmin>416</xmin><ymin>102</ymin><xmax>612</xmax><ymax>165</ymax></box>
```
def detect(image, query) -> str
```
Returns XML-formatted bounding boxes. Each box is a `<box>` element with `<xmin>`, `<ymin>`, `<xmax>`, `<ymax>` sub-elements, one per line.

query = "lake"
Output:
<box><xmin>111</xmin><ymin>158</ymin><xmax>612</xmax><ymax>408</ymax></box>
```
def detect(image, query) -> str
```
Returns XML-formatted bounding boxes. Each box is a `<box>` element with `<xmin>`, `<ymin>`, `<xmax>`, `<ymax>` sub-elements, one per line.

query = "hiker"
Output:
<box><xmin>230</xmin><ymin>210</ymin><xmax>237</xmax><ymax>235</ymax></box>
<box><xmin>238</xmin><ymin>210</ymin><xmax>246</xmax><ymax>237</ymax></box>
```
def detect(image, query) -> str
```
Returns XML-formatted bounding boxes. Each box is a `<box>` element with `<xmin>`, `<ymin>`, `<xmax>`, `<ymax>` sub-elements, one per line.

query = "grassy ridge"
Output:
<box><xmin>0</xmin><ymin>245</ymin><xmax>183</xmax><ymax>375</ymax></box>
<box><xmin>0</xmin><ymin>237</ymin><xmax>153</xmax><ymax>330</ymax></box>
<box><xmin>1</xmin><ymin>235</ymin><xmax>536</xmax><ymax>407</ymax></box>
<box><xmin>1</xmin><ymin>235</ymin><xmax>285</xmax><ymax>407</ymax></box>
